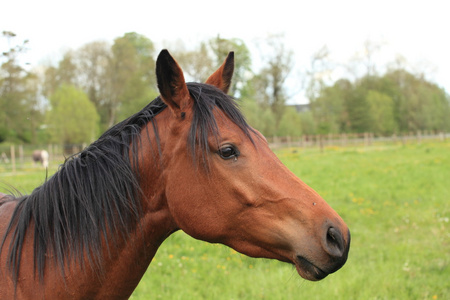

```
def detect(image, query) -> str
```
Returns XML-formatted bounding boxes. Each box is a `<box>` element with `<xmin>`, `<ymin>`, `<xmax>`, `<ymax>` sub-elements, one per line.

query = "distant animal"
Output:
<box><xmin>32</xmin><ymin>149</ymin><xmax>49</xmax><ymax>168</ymax></box>
<box><xmin>0</xmin><ymin>50</ymin><xmax>350</xmax><ymax>299</ymax></box>
<box><xmin>0</xmin><ymin>152</ymin><xmax>9</xmax><ymax>163</ymax></box>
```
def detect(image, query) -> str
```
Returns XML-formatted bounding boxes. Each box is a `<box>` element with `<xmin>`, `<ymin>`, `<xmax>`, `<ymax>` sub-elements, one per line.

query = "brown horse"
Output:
<box><xmin>0</xmin><ymin>50</ymin><xmax>350</xmax><ymax>299</ymax></box>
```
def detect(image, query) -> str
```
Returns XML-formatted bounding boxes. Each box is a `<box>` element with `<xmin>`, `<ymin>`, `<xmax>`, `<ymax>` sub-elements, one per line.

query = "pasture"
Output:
<box><xmin>1</xmin><ymin>140</ymin><xmax>448</xmax><ymax>299</ymax></box>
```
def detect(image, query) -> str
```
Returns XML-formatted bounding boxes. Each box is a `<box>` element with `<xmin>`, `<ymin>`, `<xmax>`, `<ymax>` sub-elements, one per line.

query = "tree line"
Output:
<box><xmin>307</xmin><ymin>67</ymin><xmax>450</xmax><ymax>135</ymax></box>
<box><xmin>1</xmin><ymin>31</ymin><xmax>449</xmax><ymax>146</ymax></box>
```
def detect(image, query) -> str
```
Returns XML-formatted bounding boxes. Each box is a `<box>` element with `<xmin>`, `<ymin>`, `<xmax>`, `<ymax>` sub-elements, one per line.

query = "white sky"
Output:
<box><xmin>1</xmin><ymin>0</ymin><xmax>449</xmax><ymax>104</ymax></box>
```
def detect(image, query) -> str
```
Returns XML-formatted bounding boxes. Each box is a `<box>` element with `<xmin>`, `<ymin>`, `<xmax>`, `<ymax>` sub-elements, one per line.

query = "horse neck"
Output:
<box><xmin>45</xmin><ymin>110</ymin><xmax>179</xmax><ymax>298</ymax></box>
<box><xmin>42</xmin><ymin>193</ymin><xmax>176</xmax><ymax>299</ymax></box>
<box><xmin>29</xmin><ymin>133</ymin><xmax>176</xmax><ymax>299</ymax></box>
<box><xmin>93</xmin><ymin>199</ymin><xmax>176</xmax><ymax>298</ymax></box>
<box><xmin>94</xmin><ymin>111</ymin><xmax>178</xmax><ymax>298</ymax></box>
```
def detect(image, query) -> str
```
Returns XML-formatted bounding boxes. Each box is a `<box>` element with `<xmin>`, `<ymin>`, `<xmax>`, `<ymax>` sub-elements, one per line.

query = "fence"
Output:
<box><xmin>267</xmin><ymin>131</ymin><xmax>448</xmax><ymax>150</ymax></box>
<box><xmin>0</xmin><ymin>132</ymin><xmax>448</xmax><ymax>173</ymax></box>
<box><xmin>0</xmin><ymin>144</ymin><xmax>86</xmax><ymax>173</ymax></box>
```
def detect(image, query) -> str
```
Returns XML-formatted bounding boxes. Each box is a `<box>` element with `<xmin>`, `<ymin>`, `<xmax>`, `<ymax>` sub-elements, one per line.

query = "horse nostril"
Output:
<box><xmin>325</xmin><ymin>227</ymin><xmax>345</xmax><ymax>257</ymax></box>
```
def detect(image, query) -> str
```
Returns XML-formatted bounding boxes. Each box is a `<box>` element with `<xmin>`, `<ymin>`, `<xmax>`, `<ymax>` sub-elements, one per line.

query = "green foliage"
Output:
<box><xmin>381</xmin><ymin>70</ymin><xmax>450</xmax><ymax>133</ymax></box>
<box><xmin>277</xmin><ymin>106</ymin><xmax>302</xmax><ymax>136</ymax></box>
<box><xmin>312</xmin><ymin>70</ymin><xmax>450</xmax><ymax>135</ymax></box>
<box><xmin>298</xmin><ymin>110</ymin><xmax>316</xmax><ymax>135</ymax></box>
<box><xmin>117</xmin><ymin>87</ymin><xmax>159</xmax><ymax>122</ymax></box>
<box><xmin>0</xmin><ymin>32</ymin><xmax>43</xmax><ymax>143</ymax></box>
<box><xmin>241</xmin><ymin>100</ymin><xmax>306</xmax><ymax>137</ymax></box>
<box><xmin>241</xmin><ymin>79</ymin><xmax>301</xmax><ymax>137</ymax></box>
<box><xmin>240</xmin><ymin>96</ymin><xmax>276</xmax><ymax>137</ymax></box>
<box><xmin>46</xmin><ymin>84</ymin><xmax>99</xmax><ymax>144</ymax></box>
<box><xmin>311</xmin><ymin>79</ymin><xmax>351</xmax><ymax>134</ymax></box>
<box><xmin>102</xmin><ymin>32</ymin><xmax>156</xmax><ymax>128</ymax></box>
<box><xmin>108</xmin><ymin>32</ymin><xmax>158</xmax><ymax>126</ymax></box>
<box><xmin>366</xmin><ymin>90</ymin><xmax>396</xmax><ymax>134</ymax></box>
<box><xmin>41</xmin><ymin>32</ymin><xmax>157</xmax><ymax>131</ymax></box>
<box><xmin>251</xmin><ymin>35</ymin><xmax>293</xmax><ymax>130</ymax></box>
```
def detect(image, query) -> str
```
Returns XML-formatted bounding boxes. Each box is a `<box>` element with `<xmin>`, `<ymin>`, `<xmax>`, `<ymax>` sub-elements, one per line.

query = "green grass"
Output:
<box><xmin>1</xmin><ymin>141</ymin><xmax>449</xmax><ymax>299</ymax></box>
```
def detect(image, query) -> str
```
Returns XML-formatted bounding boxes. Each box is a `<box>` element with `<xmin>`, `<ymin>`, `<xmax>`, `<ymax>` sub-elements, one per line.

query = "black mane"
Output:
<box><xmin>0</xmin><ymin>82</ymin><xmax>253</xmax><ymax>283</ymax></box>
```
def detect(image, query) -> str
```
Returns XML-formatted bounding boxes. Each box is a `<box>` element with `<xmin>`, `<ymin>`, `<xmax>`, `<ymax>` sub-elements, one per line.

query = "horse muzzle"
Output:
<box><xmin>294</xmin><ymin>226</ymin><xmax>350</xmax><ymax>281</ymax></box>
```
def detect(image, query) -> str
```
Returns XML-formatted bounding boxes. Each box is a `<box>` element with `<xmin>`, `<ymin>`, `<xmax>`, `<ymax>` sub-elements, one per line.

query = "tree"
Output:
<box><xmin>0</xmin><ymin>31</ymin><xmax>39</xmax><ymax>142</ymax></box>
<box><xmin>240</xmin><ymin>80</ymin><xmax>276</xmax><ymax>137</ymax></box>
<box><xmin>277</xmin><ymin>107</ymin><xmax>302</xmax><ymax>136</ymax></box>
<box><xmin>76</xmin><ymin>41</ymin><xmax>111</xmax><ymax>116</ymax></box>
<box><xmin>240</xmin><ymin>96</ymin><xmax>276</xmax><ymax>137</ymax></box>
<box><xmin>383</xmin><ymin>69</ymin><xmax>450</xmax><ymax>132</ymax></box>
<box><xmin>208</xmin><ymin>36</ymin><xmax>252</xmax><ymax>96</ymax></box>
<box><xmin>174</xmin><ymin>36</ymin><xmax>252</xmax><ymax>97</ymax></box>
<box><xmin>22</xmin><ymin>72</ymin><xmax>44</xmax><ymax>143</ymax></box>
<box><xmin>346</xmin><ymin>77</ymin><xmax>375</xmax><ymax>133</ymax></box>
<box><xmin>311</xmin><ymin>66</ymin><xmax>450</xmax><ymax>135</ymax></box>
<box><xmin>175</xmin><ymin>43</ymin><xmax>214</xmax><ymax>82</ymax></box>
<box><xmin>107</xmin><ymin>32</ymin><xmax>156</xmax><ymax>128</ymax></box>
<box><xmin>311</xmin><ymin>79</ymin><xmax>351</xmax><ymax>134</ymax></box>
<box><xmin>46</xmin><ymin>85</ymin><xmax>99</xmax><ymax>144</ymax></box>
<box><xmin>253</xmin><ymin>34</ymin><xmax>294</xmax><ymax>130</ymax></box>
<box><xmin>42</xmin><ymin>51</ymin><xmax>78</xmax><ymax>98</ymax></box>
<box><xmin>305</xmin><ymin>45</ymin><xmax>332</xmax><ymax>102</ymax></box>
<box><xmin>43</xmin><ymin>33</ymin><xmax>157</xmax><ymax>131</ymax></box>
<box><xmin>298</xmin><ymin>111</ymin><xmax>316</xmax><ymax>135</ymax></box>
<box><xmin>366</xmin><ymin>90</ymin><xmax>396</xmax><ymax>135</ymax></box>
<box><xmin>347</xmin><ymin>39</ymin><xmax>385</xmax><ymax>80</ymax></box>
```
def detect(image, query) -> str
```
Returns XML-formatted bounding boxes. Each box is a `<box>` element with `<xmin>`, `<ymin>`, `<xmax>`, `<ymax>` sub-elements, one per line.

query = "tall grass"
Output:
<box><xmin>1</xmin><ymin>141</ymin><xmax>448</xmax><ymax>299</ymax></box>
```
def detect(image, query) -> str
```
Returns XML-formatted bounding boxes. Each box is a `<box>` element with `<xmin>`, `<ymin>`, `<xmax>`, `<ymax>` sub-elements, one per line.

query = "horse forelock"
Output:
<box><xmin>187</xmin><ymin>82</ymin><xmax>254</xmax><ymax>168</ymax></box>
<box><xmin>0</xmin><ymin>82</ymin><xmax>253</xmax><ymax>285</ymax></box>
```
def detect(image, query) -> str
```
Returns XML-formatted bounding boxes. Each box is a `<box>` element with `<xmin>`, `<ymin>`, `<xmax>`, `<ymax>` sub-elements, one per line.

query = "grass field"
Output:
<box><xmin>1</xmin><ymin>140</ymin><xmax>449</xmax><ymax>299</ymax></box>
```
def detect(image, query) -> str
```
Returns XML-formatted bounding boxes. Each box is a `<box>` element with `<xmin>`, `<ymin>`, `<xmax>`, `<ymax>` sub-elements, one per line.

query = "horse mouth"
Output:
<box><xmin>294</xmin><ymin>256</ymin><xmax>328</xmax><ymax>281</ymax></box>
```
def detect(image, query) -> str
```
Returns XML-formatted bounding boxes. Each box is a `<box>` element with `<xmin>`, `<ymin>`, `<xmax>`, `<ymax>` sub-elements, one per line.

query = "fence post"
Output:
<box><xmin>341</xmin><ymin>133</ymin><xmax>347</xmax><ymax>147</ymax></box>
<box><xmin>319</xmin><ymin>135</ymin><xmax>324</xmax><ymax>153</ymax></box>
<box><xmin>48</xmin><ymin>144</ymin><xmax>53</xmax><ymax>166</ymax></box>
<box><xmin>417</xmin><ymin>131</ymin><xmax>422</xmax><ymax>144</ymax></box>
<box><xmin>19</xmin><ymin>145</ymin><xmax>24</xmax><ymax>168</ymax></box>
<box><xmin>273</xmin><ymin>136</ymin><xmax>279</xmax><ymax>148</ymax></box>
<box><xmin>10</xmin><ymin>145</ymin><xmax>16</xmax><ymax>173</ymax></box>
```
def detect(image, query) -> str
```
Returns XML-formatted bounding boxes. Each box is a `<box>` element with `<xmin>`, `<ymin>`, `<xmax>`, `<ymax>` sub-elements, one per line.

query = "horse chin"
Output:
<box><xmin>293</xmin><ymin>256</ymin><xmax>329</xmax><ymax>281</ymax></box>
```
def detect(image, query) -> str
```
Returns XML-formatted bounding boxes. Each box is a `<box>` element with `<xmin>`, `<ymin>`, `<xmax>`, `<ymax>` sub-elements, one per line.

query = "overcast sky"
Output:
<box><xmin>1</xmin><ymin>0</ymin><xmax>449</xmax><ymax>103</ymax></box>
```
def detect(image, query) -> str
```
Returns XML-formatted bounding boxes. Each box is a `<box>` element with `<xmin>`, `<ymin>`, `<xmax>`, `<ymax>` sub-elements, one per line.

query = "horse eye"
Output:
<box><xmin>218</xmin><ymin>145</ymin><xmax>239</xmax><ymax>160</ymax></box>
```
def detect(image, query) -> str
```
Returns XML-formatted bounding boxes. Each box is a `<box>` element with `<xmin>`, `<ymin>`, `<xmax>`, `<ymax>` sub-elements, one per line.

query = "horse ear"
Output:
<box><xmin>205</xmin><ymin>52</ymin><xmax>234</xmax><ymax>94</ymax></box>
<box><xmin>156</xmin><ymin>49</ymin><xmax>190</xmax><ymax>112</ymax></box>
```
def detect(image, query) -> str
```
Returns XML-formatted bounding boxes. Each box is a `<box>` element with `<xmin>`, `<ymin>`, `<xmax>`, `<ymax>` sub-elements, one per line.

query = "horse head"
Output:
<box><xmin>149</xmin><ymin>50</ymin><xmax>350</xmax><ymax>281</ymax></box>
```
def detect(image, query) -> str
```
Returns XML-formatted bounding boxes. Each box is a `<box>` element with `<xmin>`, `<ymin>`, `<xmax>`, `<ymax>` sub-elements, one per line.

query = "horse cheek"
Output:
<box><xmin>164</xmin><ymin>166</ymin><xmax>222</xmax><ymax>242</ymax></box>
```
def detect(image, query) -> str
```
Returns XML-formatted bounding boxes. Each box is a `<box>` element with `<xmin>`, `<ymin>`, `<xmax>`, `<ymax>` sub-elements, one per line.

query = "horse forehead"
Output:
<box><xmin>212</xmin><ymin>109</ymin><xmax>245</xmax><ymax>135</ymax></box>
<box><xmin>251</xmin><ymin>128</ymin><xmax>268</xmax><ymax>143</ymax></box>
